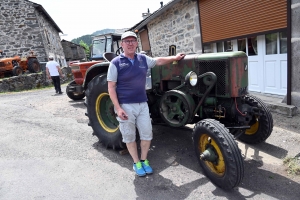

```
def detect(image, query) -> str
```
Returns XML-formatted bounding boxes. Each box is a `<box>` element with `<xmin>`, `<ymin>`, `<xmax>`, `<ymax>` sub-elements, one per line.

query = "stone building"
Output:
<box><xmin>61</xmin><ymin>40</ymin><xmax>87</xmax><ymax>64</ymax></box>
<box><xmin>130</xmin><ymin>0</ymin><xmax>201</xmax><ymax>57</ymax></box>
<box><xmin>0</xmin><ymin>0</ymin><xmax>67</xmax><ymax>66</ymax></box>
<box><xmin>129</xmin><ymin>0</ymin><xmax>300</xmax><ymax>108</ymax></box>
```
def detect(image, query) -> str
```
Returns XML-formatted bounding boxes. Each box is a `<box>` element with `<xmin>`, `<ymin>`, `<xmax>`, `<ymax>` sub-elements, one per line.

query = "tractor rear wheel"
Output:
<box><xmin>66</xmin><ymin>81</ymin><xmax>85</xmax><ymax>100</ymax></box>
<box><xmin>12</xmin><ymin>65</ymin><xmax>23</xmax><ymax>76</ymax></box>
<box><xmin>238</xmin><ymin>95</ymin><xmax>273</xmax><ymax>144</ymax></box>
<box><xmin>85</xmin><ymin>73</ymin><xmax>124</xmax><ymax>149</ymax></box>
<box><xmin>193</xmin><ymin>119</ymin><xmax>244</xmax><ymax>190</ymax></box>
<box><xmin>28</xmin><ymin>58</ymin><xmax>40</xmax><ymax>73</ymax></box>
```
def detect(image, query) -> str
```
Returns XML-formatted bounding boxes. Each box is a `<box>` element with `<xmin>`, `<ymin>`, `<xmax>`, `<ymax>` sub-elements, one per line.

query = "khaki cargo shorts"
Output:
<box><xmin>116</xmin><ymin>102</ymin><xmax>152</xmax><ymax>143</ymax></box>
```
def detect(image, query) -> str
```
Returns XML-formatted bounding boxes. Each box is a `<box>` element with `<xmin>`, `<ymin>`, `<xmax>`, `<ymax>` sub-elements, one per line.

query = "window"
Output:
<box><xmin>106</xmin><ymin>38</ymin><xmax>112</xmax><ymax>52</ymax></box>
<box><xmin>248</xmin><ymin>37</ymin><xmax>258</xmax><ymax>56</ymax></box>
<box><xmin>113</xmin><ymin>40</ymin><xmax>121</xmax><ymax>53</ymax></box>
<box><xmin>216</xmin><ymin>41</ymin><xmax>232</xmax><ymax>52</ymax></box>
<box><xmin>169</xmin><ymin>45</ymin><xmax>176</xmax><ymax>56</ymax></box>
<box><xmin>92</xmin><ymin>39</ymin><xmax>106</xmax><ymax>57</ymax></box>
<box><xmin>217</xmin><ymin>42</ymin><xmax>223</xmax><ymax>52</ymax></box>
<box><xmin>224</xmin><ymin>41</ymin><xmax>232</xmax><ymax>52</ymax></box>
<box><xmin>280</xmin><ymin>32</ymin><xmax>287</xmax><ymax>54</ymax></box>
<box><xmin>203</xmin><ymin>44</ymin><xmax>212</xmax><ymax>53</ymax></box>
<box><xmin>265</xmin><ymin>33</ymin><xmax>278</xmax><ymax>55</ymax></box>
<box><xmin>238</xmin><ymin>39</ymin><xmax>246</xmax><ymax>53</ymax></box>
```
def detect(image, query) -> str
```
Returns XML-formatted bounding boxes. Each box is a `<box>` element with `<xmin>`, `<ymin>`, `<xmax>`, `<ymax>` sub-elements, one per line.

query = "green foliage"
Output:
<box><xmin>71</xmin><ymin>35</ymin><xmax>93</xmax><ymax>46</ymax></box>
<box><xmin>283</xmin><ymin>156</ymin><xmax>300</xmax><ymax>176</ymax></box>
<box><xmin>79</xmin><ymin>40</ymin><xmax>90</xmax><ymax>60</ymax></box>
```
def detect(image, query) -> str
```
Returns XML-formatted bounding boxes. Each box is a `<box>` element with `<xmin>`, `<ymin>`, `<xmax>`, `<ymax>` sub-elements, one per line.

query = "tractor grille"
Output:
<box><xmin>198</xmin><ymin>60</ymin><xmax>228</xmax><ymax>96</ymax></box>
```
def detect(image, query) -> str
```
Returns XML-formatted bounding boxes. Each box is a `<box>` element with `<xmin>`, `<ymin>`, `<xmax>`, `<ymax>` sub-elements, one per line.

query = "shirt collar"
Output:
<box><xmin>120</xmin><ymin>53</ymin><xmax>137</xmax><ymax>60</ymax></box>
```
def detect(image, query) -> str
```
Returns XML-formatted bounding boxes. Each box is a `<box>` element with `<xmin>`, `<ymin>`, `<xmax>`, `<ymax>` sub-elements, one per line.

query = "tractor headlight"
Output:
<box><xmin>70</xmin><ymin>65</ymin><xmax>80</xmax><ymax>70</ymax></box>
<box><xmin>185</xmin><ymin>71</ymin><xmax>198</xmax><ymax>86</ymax></box>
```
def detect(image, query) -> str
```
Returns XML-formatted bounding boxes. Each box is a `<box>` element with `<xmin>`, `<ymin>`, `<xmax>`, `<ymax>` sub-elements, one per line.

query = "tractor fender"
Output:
<box><xmin>83</xmin><ymin>61</ymin><xmax>110</xmax><ymax>90</ymax></box>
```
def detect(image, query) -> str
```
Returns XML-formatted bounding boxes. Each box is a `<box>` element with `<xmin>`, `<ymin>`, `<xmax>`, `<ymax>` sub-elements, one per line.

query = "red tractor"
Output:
<box><xmin>66</xmin><ymin>33</ymin><xmax>122</xmax><ymax>100</ymax></box>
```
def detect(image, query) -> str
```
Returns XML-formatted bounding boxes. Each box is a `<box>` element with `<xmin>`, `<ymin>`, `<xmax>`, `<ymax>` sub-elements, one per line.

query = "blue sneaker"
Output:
<box><xmin>133</xmin><ymin>162</ymin><xmax>146</xmax><ymax>177</ymax></box>
<box><xmin>141</xmin><ymin>159</ymin><xmax>153</xmax><ymax>174</ymax></box>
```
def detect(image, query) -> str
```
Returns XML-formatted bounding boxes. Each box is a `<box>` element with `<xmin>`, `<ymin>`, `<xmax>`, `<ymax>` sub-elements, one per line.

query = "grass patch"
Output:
<box><xmin>0</xmin><ymin>83</ymin><xmax>68</xmax><ymax>95</ymax></box>
<box><xmin>0</xmin><ymin>85</ymin><xmax>52</xmax><ymax>94</ymax></box>
<box><xmin>283</xmin><ymin>156</ymin><xmax>300</xmax><ymax>176</ymax></box>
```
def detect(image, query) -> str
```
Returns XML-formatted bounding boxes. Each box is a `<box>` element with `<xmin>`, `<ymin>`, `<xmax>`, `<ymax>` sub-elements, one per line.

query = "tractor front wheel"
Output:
<box><xmin>12</xmin><ymin>65</ymin><xmax>23</xmax><ymax>76</ymax></box>
<box><xmin>85</xmin><ymin>73</ymin><xmax>124</xmax><ymax>149</ymax></box>
<box><xmin>193</xmin><ymin>119</ymin><xmax>244</xmax><ymax>190</ymax></box>
<box><xmin>66</xmin><ymin>81</ymin><xmax>85</xmax><ymax>100</ymax></box>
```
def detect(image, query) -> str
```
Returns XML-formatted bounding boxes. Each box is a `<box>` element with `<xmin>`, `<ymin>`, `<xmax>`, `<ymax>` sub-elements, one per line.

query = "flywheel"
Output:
<box><xmin>159</xmin><ymin>90</ymin><xmax>195</xmax><ymax>127</ymax></box>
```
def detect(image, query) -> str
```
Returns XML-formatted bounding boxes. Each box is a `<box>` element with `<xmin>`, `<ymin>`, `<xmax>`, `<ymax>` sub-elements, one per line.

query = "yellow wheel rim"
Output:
<box><xmin>245</xmin><ymin>117</ymin><xmax>259</xmax><ymax>135</ymax></box>
<box><xmin>95</xmin><ymin>93</ymin><xmax>119</xmax><ymax>133</ymax></box>
<box><xmin>198</xmin><ymin>133</ymin><xmax>225</xmax><ymax>176</ymax></box>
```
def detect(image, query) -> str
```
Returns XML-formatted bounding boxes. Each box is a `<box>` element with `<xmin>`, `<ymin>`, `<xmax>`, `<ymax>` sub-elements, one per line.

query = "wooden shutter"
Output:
<box><xmin>199</xmin><ymin>0</ymin><xmax>287</xmax><ymax>43</ymax></box>
<box><xmin>140</xmin><ymin>30</ymin><xmax>150</xmax><ymax>51</ymax></box>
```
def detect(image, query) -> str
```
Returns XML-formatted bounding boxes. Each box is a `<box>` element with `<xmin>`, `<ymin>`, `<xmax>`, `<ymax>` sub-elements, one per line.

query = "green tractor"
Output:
<box><xmin>82</xmin><ymin>50</ymin><xmax>273</xmax><ymax>190</ymax></box>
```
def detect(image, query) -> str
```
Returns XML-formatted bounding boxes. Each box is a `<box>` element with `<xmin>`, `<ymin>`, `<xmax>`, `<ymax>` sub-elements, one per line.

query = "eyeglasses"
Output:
<box><xmin>122</xmin><ymin>39</ymin><xmax>137</xmax><ymax>44</ymax></box>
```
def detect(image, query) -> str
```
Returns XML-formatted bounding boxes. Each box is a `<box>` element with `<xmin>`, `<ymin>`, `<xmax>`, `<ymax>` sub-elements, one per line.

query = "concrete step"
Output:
<box><xmin>249</xmin><ymin>92</ymin><xmax>298</xmax><ymax>117</ymax></box>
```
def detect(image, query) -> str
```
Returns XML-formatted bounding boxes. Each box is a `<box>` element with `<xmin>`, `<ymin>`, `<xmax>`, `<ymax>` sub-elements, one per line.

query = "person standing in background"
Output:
<box><xmin>46</xmin><ymin>56</ymin><xmax>63</xmax><ymax>94</ymax></box>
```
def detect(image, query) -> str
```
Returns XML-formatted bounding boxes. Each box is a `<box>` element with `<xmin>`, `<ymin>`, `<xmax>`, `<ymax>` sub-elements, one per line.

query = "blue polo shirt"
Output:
<box><xmin>107</xmin><ymin>53</ymin><xmax>156</xmax><ymax>104</ymax></box>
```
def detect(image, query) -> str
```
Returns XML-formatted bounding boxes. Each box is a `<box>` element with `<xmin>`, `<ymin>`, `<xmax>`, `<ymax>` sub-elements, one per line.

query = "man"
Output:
<box><xmin>46</xmin><ymin>56</ymin><xmax>63</xmax><ymax>94</ymax></box>
<box><xmin>107</xmin><ymin>31</ymin><xmax>185</xmax><ymax>177</ymax></box>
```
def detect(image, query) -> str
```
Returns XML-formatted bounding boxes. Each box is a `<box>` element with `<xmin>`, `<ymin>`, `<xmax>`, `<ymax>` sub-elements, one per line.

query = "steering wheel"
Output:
<box><xmin>115</xmin><ymin>47</ymin><xmax>124</xmax><ymax>55</ymax></box>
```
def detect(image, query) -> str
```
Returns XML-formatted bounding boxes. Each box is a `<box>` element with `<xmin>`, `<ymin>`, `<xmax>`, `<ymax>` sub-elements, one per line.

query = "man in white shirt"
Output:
<box><xmin>46</xmin><ymin>56</ymin><xmax>63</xmax><ymax>94</ymax></box>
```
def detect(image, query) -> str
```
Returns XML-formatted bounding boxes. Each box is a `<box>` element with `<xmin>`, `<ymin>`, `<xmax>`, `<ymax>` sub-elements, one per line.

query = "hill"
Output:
<box><xmin>70</xmin><ymin>28</ymin><xmax>128</xmax><ymax>46</ymax></box>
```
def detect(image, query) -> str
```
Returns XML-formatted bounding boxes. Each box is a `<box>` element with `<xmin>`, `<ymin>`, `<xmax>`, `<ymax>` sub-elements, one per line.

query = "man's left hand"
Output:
<box><xmin>175</xmin><ymin>53</ymin><xmax>185</xmax><ymax>61</ymax></box>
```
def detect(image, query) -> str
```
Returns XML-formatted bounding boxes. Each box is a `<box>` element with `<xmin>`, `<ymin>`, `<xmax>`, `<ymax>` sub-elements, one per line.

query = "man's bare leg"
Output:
<box><xmin>126</xmin><ymin>141</ymin><xmax>140</xmax><ymax>163</ymax></box>
<box><xmin>140</xmin><ymin>140</ymin><xmax>151</xmax><ymax>160</ymax></box>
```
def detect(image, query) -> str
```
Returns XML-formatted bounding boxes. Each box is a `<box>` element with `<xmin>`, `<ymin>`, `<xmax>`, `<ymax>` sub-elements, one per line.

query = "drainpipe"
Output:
<box><xmin>287</xmin><ymin>0</ymin><xmax>291</xmax><ymax>105</ymax></box>
<box><xmin>194</xmin><ymin>0</ymin><xmax>203</xmax><ymax>53</ymax></box>
<box><xmin>160</xmin><ymin>2</ymin><xmax>163</xmax><ymax>8</ymax></box>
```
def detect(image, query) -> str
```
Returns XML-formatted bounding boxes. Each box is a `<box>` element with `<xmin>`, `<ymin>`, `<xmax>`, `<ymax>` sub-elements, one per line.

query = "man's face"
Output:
<box><xmin>121</xmin><ymin>36</ymin><xmax>138</xmax><ymax>55</ymax></box>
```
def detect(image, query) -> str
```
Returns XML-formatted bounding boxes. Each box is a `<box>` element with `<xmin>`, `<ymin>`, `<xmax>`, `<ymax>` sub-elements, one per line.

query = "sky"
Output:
<box><xmin>30</xmin><ymin>0</ymin><xmax>172</xmax><ymax>41</ymax></box>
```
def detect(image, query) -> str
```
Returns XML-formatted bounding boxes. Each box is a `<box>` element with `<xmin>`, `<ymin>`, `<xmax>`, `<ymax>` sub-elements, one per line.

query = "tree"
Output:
<box><xmin>71</xmin><ymin>35</ymin><xmax>93</xmax><ymax>46</ymax></box>
<box><xmin>79</xmin><ymin>40</ymin><xmax>90</xmax><ymax>60</ymax></box>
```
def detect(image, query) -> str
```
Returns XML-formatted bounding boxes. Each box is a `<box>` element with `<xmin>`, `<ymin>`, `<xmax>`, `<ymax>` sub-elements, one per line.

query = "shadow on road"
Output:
<box><xmin>245</xmin><ymin>141</ymin><xmax>288</xmax><ymax>159</ymax></box>
<box><xmin>92</xmin><ymin>124</ymin><xmax>300</xmax><ymax>199</ymax></box>
<box><xmin>68</xmin><ymin>99</ymin><xmax>86</xmax><ymax>109</ymax></box>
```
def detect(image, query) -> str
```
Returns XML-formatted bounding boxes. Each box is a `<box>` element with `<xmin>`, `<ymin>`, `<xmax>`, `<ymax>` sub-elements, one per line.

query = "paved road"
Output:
<box><xmin>0</xmin><ymin>86</ymin><xmax>299</xmax><ymax>200</ymax></box>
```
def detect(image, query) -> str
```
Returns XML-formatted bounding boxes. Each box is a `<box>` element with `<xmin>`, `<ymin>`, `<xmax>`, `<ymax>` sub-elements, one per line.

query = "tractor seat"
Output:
<box><xmin>103</xmin><ymin>52</ymin><xmax>117</xmax><ymax>62</ymax></box>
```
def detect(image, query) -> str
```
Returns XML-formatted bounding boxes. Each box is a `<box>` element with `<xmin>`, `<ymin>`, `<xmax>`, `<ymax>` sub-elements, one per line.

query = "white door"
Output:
<box><xmin>262</xmin><ymin>33</ymin><xmax>287</xmax><ymax>95</ymax></box>
<box><xmin>235</xmin><ymin>33</ymin><xmax>287</xmax><ymax>95</ymax></box>
<box><xmin>247</xmin><ymin>36</ymin><xmax>264</xmax><ymax>93</ymax></box>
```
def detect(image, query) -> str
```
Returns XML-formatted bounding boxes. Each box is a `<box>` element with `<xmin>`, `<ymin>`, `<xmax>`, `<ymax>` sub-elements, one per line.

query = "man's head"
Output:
<box><xmin>49</xmin><ymin>55</ymin><xmax>54</xmax><ymax>60</ymax></box>
<box><xmin>121</xmin><ymin>31</ymin><xmax>138</xmax><ymax>56</ymax></box>
<box><xmin>121</xmin><ymin>31</ymin><xmax>137</xmax><ymax>40</ymax></box>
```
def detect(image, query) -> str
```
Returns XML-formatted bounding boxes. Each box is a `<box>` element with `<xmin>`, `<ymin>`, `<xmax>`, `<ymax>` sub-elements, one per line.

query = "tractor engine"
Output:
<box><xmin>147</xmin><ymin>51</ymin><xmax>250</xmax><ymax>127</ymax></box>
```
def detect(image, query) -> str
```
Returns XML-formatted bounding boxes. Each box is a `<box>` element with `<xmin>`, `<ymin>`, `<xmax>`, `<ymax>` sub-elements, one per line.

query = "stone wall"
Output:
<box><xmin>144</xmin><ymin>0</ymin><xmax>201</xmax><ymax>57</ymax></box>
<box><xmin>291</xmin><ymin>0</ymin><xmax>300</xmax><ymax>107</ymax></box>
<box><xmin>0</xmin><ymin>67</ymin><xmax>73</xmax><ymax>93</ymax></box>
<box><xmin>0</xmin><ymin>0</ymin><xmax>66</xmax><ymax>66</ymax></box>
<box><xmin>61</xmin><ymin>40</ymin><xmax>86</xmax><ymax>61</ymax></box>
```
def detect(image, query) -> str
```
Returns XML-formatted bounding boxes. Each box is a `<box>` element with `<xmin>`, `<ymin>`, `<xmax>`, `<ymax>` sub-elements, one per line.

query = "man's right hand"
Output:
<box><xmin>117</xmin><ymin>108</ymin><xmax>128</xmax><ymax>120</ymax></box>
